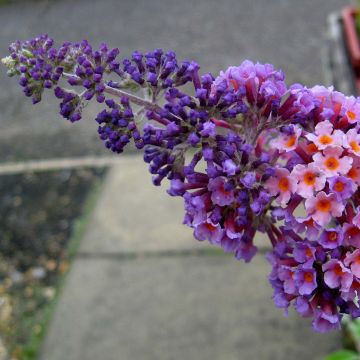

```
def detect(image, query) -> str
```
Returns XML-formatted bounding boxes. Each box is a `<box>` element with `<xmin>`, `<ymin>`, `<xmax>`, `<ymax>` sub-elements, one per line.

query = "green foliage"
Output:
<box><xmin>325</xmin><ymin>350</ymin><xmax>359</xmax><ymax>360</ymax></box>
<box><xmin>347</xmin><ymin>318</ymin><xmax>360</xmax><ymax>341</ymax></box>
<box><xmin>356</xmin><ymin>2</ymin><xmax>360</xmax><ymax>38</ymax></box>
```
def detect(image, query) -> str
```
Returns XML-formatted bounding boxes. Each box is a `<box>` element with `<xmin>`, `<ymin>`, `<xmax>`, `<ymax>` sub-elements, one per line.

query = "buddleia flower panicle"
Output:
<box><xmin>5</xmin><ymin>35</ymin><xmax>360</xmax><ymax>332</ymax></box>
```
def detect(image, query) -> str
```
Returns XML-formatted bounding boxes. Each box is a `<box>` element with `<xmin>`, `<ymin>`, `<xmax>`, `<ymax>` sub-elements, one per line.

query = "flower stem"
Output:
<box><xmin>63</xmin><ymin>72</ymin><xmax>164</xmax><ymax>113</ymax></box>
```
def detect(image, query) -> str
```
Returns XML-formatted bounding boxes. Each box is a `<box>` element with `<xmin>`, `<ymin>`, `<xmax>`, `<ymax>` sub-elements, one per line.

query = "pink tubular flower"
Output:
<box><xmin>208</xmin><ymin>177</ymin><xmax>234</xmax><ymax>206</ymax></box>
<box><xmin>291</xmin><ymin>163</ymin><xmax>326</xmax><ymax>198</ymax></box>
<box><xmin>346</xmin><ymin>155</ymin><xmax>360</xmax><ymax>185</ymax></box>
<box><xmin>344</xmin><ymin>249</ymin><xmax>360</xmax><ymax>278</ymax></box>
<box><xmin>342</xmin><ymin>96</ymin><xmax>360</xmax><ymax>124</ymax></box>
<box><xmin>344</xmin><ymin>128</ymin><xmax>360</xmax><ymax>156</ymax></box>
<box><xmin>312</xmin><ymin>146</ymin><xmax>353</xmax><ymax>177</ymax></box>
<box><xmin>323</xmin><ymin>260</ymin><xmax>353</xmax><ymax>292</ymax></box>
<box><xmin>305</xmin><ymin>120</ymin><xmax>344</xmax><ymax>150</ymax></box>
<box><xmin>271</xmin><ymin>125</ymin><xmax>302</xmax><ymax>152</ymax></box>
<box><xmin>264</xmin><ymin>168</ymin><xmax>296</xmax><ymax>206</ymax></box>
<box><xmin>304</xmin><ymin>191</ymin><xmax>344</xmax><ymax>226</ymax></box>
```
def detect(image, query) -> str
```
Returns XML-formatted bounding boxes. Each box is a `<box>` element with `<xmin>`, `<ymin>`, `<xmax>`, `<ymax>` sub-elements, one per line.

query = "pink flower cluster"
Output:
<box><xmin>265</xmin><ymin>86</ymin><xmax>360</xmax><ymax>332</ymax></box>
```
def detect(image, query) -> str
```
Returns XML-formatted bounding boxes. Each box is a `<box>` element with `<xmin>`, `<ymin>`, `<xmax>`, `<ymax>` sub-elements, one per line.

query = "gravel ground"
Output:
<box><xmin>0</xmin><ymin>168</ymin><xmax>105</xmax><ymax>359</ymax></box>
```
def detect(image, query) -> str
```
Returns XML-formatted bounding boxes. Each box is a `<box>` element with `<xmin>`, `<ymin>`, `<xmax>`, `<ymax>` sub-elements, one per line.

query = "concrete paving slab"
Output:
<box><xmin>79</xmin><ymin>157</ymin><xmax>270</xmax><ymax>254</ymax></box>
<box><xmin>40</xmin><ymin>255</ymin><xmax>341</xmax><ymax>360</ymax></box>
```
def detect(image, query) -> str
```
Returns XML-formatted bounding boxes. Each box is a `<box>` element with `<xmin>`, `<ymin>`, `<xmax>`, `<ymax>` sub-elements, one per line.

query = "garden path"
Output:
<box><xmin>40</xmin><ymin>157</ymin><xmax>341</xmax><ymax>360</ymax></box>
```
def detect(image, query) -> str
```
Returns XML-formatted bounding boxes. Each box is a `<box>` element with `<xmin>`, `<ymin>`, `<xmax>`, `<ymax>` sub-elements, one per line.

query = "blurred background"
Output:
<box><xmin>0</xmin><ymin>0</ymin><xmax>355</xmax><ymax>359</ymax></box>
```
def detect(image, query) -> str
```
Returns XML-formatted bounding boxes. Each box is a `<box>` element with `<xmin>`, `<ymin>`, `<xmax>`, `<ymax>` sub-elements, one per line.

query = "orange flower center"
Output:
<box><xmin>328</xmin><ymin>232</ymin><xmax>338</xmax><ymax>242</ymax></box>
<box><xmin>325</xmin><ymin>157</ymin><xmax>339</xmax><ymax>171</ymax></box>
<box><xmin>316</xmin><ymin>198</ymin><xmax>331</xmax><ymax>212</ymax></box>
<box><xmin>285</xmin><ymin>135</ymin><xmax>296</xmax><ymax>148</ymax></box>
<box><xmin>303</xmin><ymin>171</ymin><xmax>316</xmax><ymax>186</ymax></box>
<box><xmin>304</xmin><ymin>272</ymin><xmax>313</xmax><ymax>283</ymax></box>
<box><xmin>307</xmin><ymin>143</ymin><xmax>318</xmax><ymax>153</ymax></box>
<box><xmin>230</xmin><ymin>79</ymin><xmax>239</xmax><ymax>91</ymax></box>
<box><xmin>347</xmin><ymin>110</ymin><xmax>356</xmax><ymax>121</ymax></box>
<box><xmin>350</xmin><ymin>140</ymin><xmax>360</xmax><ymax>153</ymax></box>
<box><xmin>205</xmin><ymin>223</ymin><xmax>216</xmax><ymax>231</ymax></box>
<box><xmin>304</xmin><ymin>218</ymin><xmax>314</xmax><ymax>227</ymax></box>
<box><xmin>305</xmin><ymin>248</ymin><xmax>313</xmax><ymax>257</ymax></box>
<box><xmin>319</xmin><ymin>135</ymin><xmax>333</xmax><ymax>145</ymax></box>
<box><xmin>347</xmin><ymin>167</ymin><xmax>358</xmax><ymax>180</ymax></box>
<box><xmin>333</xmin><ymin>180</ymin><xmax>345</xmax><ymax>193</ymax></box>
<box><xmin>278</xmin><ymin>177</ymin><xmax>289</xmax><ymax>191</ymax></box>
<box><xmin>334</xmin><ymin>264</ymin><xmax>343</xmax><ymax>276</ymax></box>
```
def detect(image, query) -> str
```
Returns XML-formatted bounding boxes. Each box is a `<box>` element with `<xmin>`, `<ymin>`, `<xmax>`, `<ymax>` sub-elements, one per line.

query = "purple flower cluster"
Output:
<box><xmin>54</xmin><ymin>87</ymin><xmax>83</xmax><ymax>122</ymax></box>
<box><xmin>122</xmin><ymin>49</ymin><xmax>200</xmax><ymax>90</ymax></box>
<box><xmin>6</xmin><ymin>35</ymin><xmax>360</xmax><ymax>333</ymax></box>
<box><xmin>267</xmin><ymin>236</ymin><xmax>360</xmax><ymax>332</ymax></box>
<box><xmin>6</xmin><ymin>35</ymin><xmax>62</xmax><ymax>104</ymax></box>
<box><xmin>167</xmin><ymin>130</ymin><xmax>275</xmax><ymax>262</ymax></box>
<box><xmin>5</xmin><ymin>34</ymin><xmax>122</xmax><ymax>120</ymax></box>
<box><xmin>96</xmin><ymin>97</ymin><xmax>143</xmax><ymax>153</ymax></box>
<box><xmin>65</xmin><ymin>40</ymin><xmax>121</xmax><ymax>104</ymax></box>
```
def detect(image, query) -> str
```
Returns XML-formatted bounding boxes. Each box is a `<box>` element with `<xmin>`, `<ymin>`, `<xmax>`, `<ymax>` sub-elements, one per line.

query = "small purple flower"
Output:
<box><xmin>294</xmin><ymin>266</ymin><xmax>317</xmax><ymax>296</ymax></box>
<box><xmin>240</xmin><ymin>172</ymin><xmax>256</xmax><ymax>189</ymax></box>
<box><xmin>295</xmin><ymin>296</ymin><xmax>313</xmax><ymax>317</ymax></box>
<box><xmin>272</xmin><ymin>290</ymin><xmax>290</xmax><ymax>312</ymax></box>
<box><xmin>327</xmin><ymin>176</ymin><xmax>355</xmax><ymax>200</ymax></box>
<box><xmin>293</xmin><ymin>243</ymin><xmax>315</xmax><ymax>265</ymax></box>
<box><xmin>278</xmin><ymin>266</ymin><xmax>296</xmax><ymax>295</ymax></box>
<box><xmin>208</xmin><ymin>177</ymin><xmax>234</xmax><ymax>206</ymax></box>
<box><xmin>200</xmin><ymin>121</ymin><xmax>216</xmax><ymax>137</ymax></box>
<box><xmin>187</xmin><ymin>132</ymin><xmax>200</xmax><ymax>146</ymax></box>
<box><xmin>235</xmin><ymin>240</ymin><xmax>257</xmax><ymax>263</ymax></box>
<box><xmin>312</xmin><ymin>308</ymin><xmax>341</xmax><ymax>333</ymax></box>
<box><xmin>194</xmin><ymin>220</ymin><xmax>223</xmax><ymax>245</ymax></box>
<box><xmin>224</xmin><ymin>212</ymin><xmax>242</xmax><ymax>239</ymax></box>
<box><xmin>318</xmin><ymin>228</ymin><xmax>343</xmax><ymax>249</ymax></box>
<box><xmin>322</xmin><ymin>260</ymin><xmax>353</xmax><ymax>292</ymax></box>
<box><xmin>222</xmin><ymin>159</ymin><xmax>237</xmax><ymax>176</ymax></box>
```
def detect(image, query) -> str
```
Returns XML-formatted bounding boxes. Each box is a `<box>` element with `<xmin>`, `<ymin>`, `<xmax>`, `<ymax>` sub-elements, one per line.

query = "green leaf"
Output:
<box><xmin>348</xmin><ymin>318</ymin><xmax>360</xmax><ymax>340</ymax></box>
<box><xmin>324</xmin><ymin>349</ymin><xmax>359</xmax><ymax>360</ymax></box>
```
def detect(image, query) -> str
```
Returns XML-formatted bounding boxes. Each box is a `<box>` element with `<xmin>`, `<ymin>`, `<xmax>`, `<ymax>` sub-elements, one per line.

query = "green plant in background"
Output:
<box><xmin>325</xmin><ymin>350</ymin><xmax>358</xmax><ymax>360</ymax></box>
<box><xmin>325</xmin><ymin>317</ymin><xmax>360</xmax><ymax>360</ymax></box>
<box><xmin>356</xmin><ymin>0</ymin><xmax>360</xmax><ymax>37</ymax></box>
